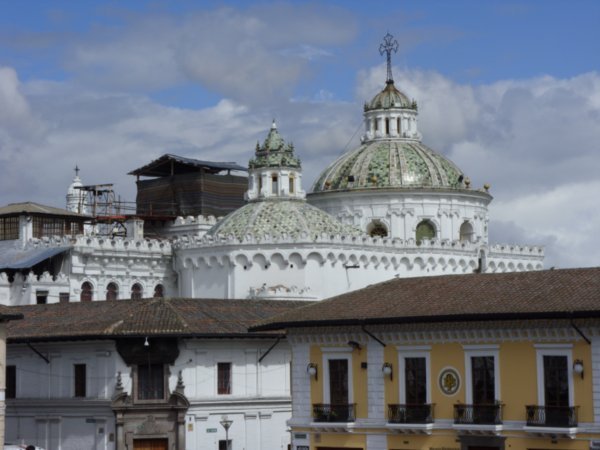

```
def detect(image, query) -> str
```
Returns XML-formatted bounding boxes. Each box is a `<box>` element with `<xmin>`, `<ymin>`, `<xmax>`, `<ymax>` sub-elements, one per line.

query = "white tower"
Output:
<box><xmin>66</xmin><ymin>165</ymin><xmax>88</xmax><ymax>214</ymax></box>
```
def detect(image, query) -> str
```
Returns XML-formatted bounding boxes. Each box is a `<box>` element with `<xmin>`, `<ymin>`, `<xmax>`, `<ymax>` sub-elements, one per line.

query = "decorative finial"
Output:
<box><xmin>75</xmin><ymin>165</ymin><xmax>80</xmax><ymax>177</ymax></box>
<box><xmin>176</xmin><ymin>370</ymin><xmax>185</xmax><ymax>393</ymax></box>
<box><xmin>379</xmin><ymin>32</ymin><xmax>399</xmax><ymax>84</ymax></box>
<box><xmin>271</xmin><ymin>119</ymin><xmax>277</xmax><ymax>130</ymax></box>
<box><xmin>115</xmin><ymin>371</ymin><xmax>123</xmax><ymax>392</ymax></box>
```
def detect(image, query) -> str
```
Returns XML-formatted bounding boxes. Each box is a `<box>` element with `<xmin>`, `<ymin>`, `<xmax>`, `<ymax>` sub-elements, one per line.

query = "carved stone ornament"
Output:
<box><xmin>438</xmin><ymin>367</ymin><xmax>460</xmax><ymax>396</ymax></box>
<box><xmin>137</xmin><ymin>415</ymin><xmax>163</xmax><ymax>435</ymax></box>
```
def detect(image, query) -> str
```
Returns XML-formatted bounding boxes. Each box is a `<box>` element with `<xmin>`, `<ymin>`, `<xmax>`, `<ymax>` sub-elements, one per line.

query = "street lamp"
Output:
<box><xmin>220</xmin><ymin>415</ymin><xmax>233</xmax><ymax>450</ymax></box>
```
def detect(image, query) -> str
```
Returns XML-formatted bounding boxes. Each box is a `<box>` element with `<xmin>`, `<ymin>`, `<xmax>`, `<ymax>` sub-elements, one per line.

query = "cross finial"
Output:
<box><xmin>379</xmin><ymin>32</ymin><xmax>399</xmax><ymax>84</ymax></box>
<box><xmin>74</xmin><ymin>165</ymin><xmax>80</xmax><ymax>177</ymax></box>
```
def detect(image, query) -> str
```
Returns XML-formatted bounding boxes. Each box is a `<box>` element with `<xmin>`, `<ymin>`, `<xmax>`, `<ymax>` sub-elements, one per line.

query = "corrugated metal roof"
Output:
<box><xmin>0</xmin><ymin>241</ymin><xmax>71</xmax><ymax>270</ymax></box>
<box><xmin>0</xmin><ymin>202</ymin><xmax>88</xmax><ymax>218</ymax></box>
<box><xmin>128</xmin><ymin>154</ymin><xmax>247</xmax><ymax>177</ymax></box>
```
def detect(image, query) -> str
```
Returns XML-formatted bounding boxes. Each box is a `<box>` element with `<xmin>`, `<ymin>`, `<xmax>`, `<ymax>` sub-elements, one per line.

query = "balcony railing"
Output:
<box><xmin>526</xmin><ymin>405</ymin><xmax>579</xmax><ymax>428</ymax></box>
<box><xmin>388</xmin><ymin>404</ymin><xmax>435</xmax><ymax>424</ymax></box>
<box><xmin>312</xmin><ymin>403</ymin><xmax>356</xmax><ymax>423</ymax></box>
<box><xmin>454</xmin><ymin>403</ymin><xmax>503</xmax><ymax>425</ymax></box>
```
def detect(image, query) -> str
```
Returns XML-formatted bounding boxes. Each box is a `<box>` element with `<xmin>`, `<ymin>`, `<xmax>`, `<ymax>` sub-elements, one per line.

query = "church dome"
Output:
<box><xmin>311</xmin><ymin>140</ymin><xmax>464</xmax><ymax>193</ymax></box>
<box><xmin>206</xmin><ymin>199</ymin><xmax>361</xmax><ymax>241</ymax></box>
<box><xmin>365</xmin><ymin>80</ymin><xmax>415</xmax><ymax>111</ymax></box>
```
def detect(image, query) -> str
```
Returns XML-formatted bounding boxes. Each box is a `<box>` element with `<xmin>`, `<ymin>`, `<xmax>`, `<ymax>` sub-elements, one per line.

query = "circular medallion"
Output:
<box><xmin>438</xmin><ymin>367</ymin><xmax>460</xmax><ymax>396</ymax></box>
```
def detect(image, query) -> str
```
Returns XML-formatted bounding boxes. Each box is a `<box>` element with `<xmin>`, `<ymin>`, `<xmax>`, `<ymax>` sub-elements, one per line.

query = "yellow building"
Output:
<box><xmin>251</xmin><ymin>268</ymin><xmax>600</xmax><ymax>450</ymax></box>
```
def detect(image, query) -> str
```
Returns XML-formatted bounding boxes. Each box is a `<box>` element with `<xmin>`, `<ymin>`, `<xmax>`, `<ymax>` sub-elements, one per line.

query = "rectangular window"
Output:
<box><xmin>544</xmin><ymin>355</ymin><xmax>569</xmax><ymax>406</ymax></box>
<box><xmin>405</xmin><ymin>357</ymin><xmax>427</xmax><ymax>404</ymax></box>
<box><xmin>271</xmin><ymin>176</ymin><xmax>278</xmax><ymax>195</ymax></box>
<box><xmin>6</xmin><ymin>365</ymin><xmax>16</xmax><ymax>399</ymax></box>
<box><xmin>138</xmin><ymin>364</ymin><xmax>165</xmax><ymax>400</ymax></box>
<box><xmin>0</xmin><ymin>217</ymin><xmax>19</xmax><ymax>240</ymax></box>
<box><xmin>74</xmin><ymin>364</ymin><xmax>86</xmax><ymax>397</ymax></box>
<box><xmin>59</xmin><ymin>292</ymin><xmax>70</xmax><ymax>303</ymax></box>
<box><xmin>218</xmin><ymin>362</ymin><xmax>232</xmax><ymax>395</ymax></box>
<box><xmin>218</xmin><ymin>440</ymin><xmax>232</xmax><ymax>450</ymax></box>
<box><xmin>471</xmin><ymin>356</ymin><xmax>495</xmax><ymax>404</ymax></box>
<box><xmin>289</xmin><ymin>176</ymin><xmax>295</xmax><ymax>193</ymax></box>
<box><xmin>36</xmin><ymin>290</ymin><xmax>49</xmax><ymax>304</ymax></box>
<box><xmin>328</xmin><ymin>359</ymin><xmax>349</xmax><ymax>404</ymax></box>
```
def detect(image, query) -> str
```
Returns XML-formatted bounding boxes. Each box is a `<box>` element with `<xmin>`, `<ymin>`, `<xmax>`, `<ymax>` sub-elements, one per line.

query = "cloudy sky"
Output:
<box><xmin>0</xmin><ymin>0</ymin><xmax>599</xmax><ymax>268</ymax></box>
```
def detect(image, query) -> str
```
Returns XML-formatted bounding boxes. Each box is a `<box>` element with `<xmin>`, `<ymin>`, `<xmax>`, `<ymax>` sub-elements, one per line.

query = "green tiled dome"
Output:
<box><xmin>207</xmin><ymin>199</ymin><xmax>361</xmax><ymax>240</ymax></box>
<box><xmin>365</xmin><ymin>81</ymin><xmax>416</xmax><ymax>111</ymax></box>
<box><xmin>249</xmin><ymin>122</ymin><xmax>301</xmax><ymax>170</ymax></box>
<box><xmin>311</xmin><ymin>140</ymin><xmax>464</xmax><ymax>193</ymax></box>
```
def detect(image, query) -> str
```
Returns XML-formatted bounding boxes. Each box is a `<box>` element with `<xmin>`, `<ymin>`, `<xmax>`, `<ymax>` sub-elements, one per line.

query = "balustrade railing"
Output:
<box><xmin>454</xmin><ymin>403</ymin><xmax>503</xmax><ymax>425</ymax></box>
<box><xmin>526</xmin><ymin>405</ymin><xmax>578</xmax><ymax>428</ymax></box>
<box><xmin>388</xmin><ymin>404</ymin><xmax>434</xmax><ymax>424</ymax></box>
<box><xmin>312</xmin><ymin>403</ymin><xmax>356</xmax><ymax>423</ymax></box>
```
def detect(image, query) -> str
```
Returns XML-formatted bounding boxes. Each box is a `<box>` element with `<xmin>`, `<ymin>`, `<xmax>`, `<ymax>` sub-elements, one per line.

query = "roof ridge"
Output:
<box><xmin>160</xmin><ymin>298</ymin><xmax>190</xmax><ymax>331</ymax></box>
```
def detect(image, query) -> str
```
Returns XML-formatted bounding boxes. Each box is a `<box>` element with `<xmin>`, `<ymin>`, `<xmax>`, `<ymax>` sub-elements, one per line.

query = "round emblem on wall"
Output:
<box><xmin>438</xmin><ymin>367</ymin><xmax>460</xmax><ymax>396</ymax></box>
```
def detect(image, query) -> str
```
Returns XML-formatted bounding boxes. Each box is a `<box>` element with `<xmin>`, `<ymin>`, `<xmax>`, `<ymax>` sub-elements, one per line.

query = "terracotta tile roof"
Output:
<box><xmin>6</xmin><ymin>298</ymin><xmax>308</xmax><ymax>342</ymax></box>
<box><xmin>250</xmin><ymin>267</ymin><xmax>600</xmax><ymax>331</ymax></box>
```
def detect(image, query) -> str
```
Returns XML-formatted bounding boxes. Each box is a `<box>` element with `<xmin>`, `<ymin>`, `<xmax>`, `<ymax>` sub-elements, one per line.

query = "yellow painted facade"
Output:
<box><xmin>290</xmin><ymin>324</ymin><xmax>599</xmax><ymax>450</ymax></box>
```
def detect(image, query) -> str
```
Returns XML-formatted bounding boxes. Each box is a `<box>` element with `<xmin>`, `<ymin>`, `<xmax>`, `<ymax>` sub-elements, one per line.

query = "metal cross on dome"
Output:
<box><xmin>379</xmin><ymin>32</ymin><xmax>399</xmax><ymax>83</ymax></box>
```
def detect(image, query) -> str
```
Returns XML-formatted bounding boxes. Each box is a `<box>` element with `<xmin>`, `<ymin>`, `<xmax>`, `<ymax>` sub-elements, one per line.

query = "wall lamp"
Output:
<box><xmin>307</xmin><ymin>363</ymin><xmax>318</xmax><ymax>380</ymax></box>
<box><xmin>382</xmin><ymin>362</ymin><xmax>393</xmax><ymax>381</ymax></box>
<box><xmin>573</xmin><ymin>359</ymin><xmax>584</xmax><ymax>379</ymax></box>
<box><xmin>347</xmin><ymin>340</ymin><xmax>362</xmax><ymax>351</ymax></box>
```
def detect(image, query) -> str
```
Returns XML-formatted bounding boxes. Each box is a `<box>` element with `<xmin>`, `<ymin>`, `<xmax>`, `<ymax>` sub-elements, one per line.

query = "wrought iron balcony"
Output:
<box><xmin>312</xmin><ymin>403</ymin><xmax>356</xmax><ymax>423</ymax></box>
<box><xmin>454</xmin><ymin>403</ymin><xmax>503</xmax><ymax>425</ymax></box>
<box><xmin>388</xmin><ymin>404</ymin><xmax>435</xmax><ymax>424</ymax></box>
<box><xmin>526</xmin><ymin>405</ymin><xmax>579</xmax><ymax>428</ymax></box>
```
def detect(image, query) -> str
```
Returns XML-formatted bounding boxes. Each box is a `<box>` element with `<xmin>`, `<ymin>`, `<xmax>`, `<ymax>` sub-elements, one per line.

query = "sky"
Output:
<box><xmin>0</xmin><ymin>0</ymin><xmax>599</xmax><ymax>269</ymax></box>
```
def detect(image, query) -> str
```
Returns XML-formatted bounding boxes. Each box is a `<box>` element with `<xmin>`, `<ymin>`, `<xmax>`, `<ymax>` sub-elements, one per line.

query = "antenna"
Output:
<box><xmin>379</xmin><ymin>32</ymin><xmax>399</xmax><ymax>83</ymax></box>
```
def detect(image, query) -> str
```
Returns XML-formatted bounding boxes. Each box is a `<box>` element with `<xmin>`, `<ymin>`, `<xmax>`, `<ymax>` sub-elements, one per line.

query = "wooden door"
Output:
<box><xmin>133</xmin><ymin>439</ymin><xmax>168</xmax><ymax>450</ymax></box>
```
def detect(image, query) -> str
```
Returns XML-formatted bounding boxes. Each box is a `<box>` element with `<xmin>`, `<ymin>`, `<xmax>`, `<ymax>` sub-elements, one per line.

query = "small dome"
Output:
<box><xmin>365</xmin><ymin>81</ymin><xmax>415</xmax><ymax>111</ymax></box>
<box><xmin>312</xmin><ymin>140</ymin><xmax>465</xmax><ymax>193</ymax></box>
<box><xmin>207</xmin><ymin>199</ymin><xmax>361</xmax><ymax>241</ymax></box>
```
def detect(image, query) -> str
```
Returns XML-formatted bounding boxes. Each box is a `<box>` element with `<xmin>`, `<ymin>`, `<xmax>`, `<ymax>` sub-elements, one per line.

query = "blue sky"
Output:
<box><xmin>3</xmin><ymin>1</ymin><xmax>599</xmax><ymax>105</ymax></box>
<box><xmin>0</xmin><ymin>0</ymin><xmax>599</xmax><ymax>268</ymax></box>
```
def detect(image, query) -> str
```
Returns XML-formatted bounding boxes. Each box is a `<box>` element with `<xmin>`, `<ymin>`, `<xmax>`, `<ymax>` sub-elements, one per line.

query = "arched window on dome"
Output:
<box><xmin>416</xmin><ymin>220</ymin><xmax>436</xmax><ymax>245</ymax></box>
<box><xmin>397</xmin><ymin>117</ymin><xmax>401</xmax><ymax>134</ymax></box>
<box><xmin>80</xmin><ymin>282</ymin><xmax>93</xmax><ymax>302</ymax></box>
<box><xmin>385</xmin><ymin>118</ymin><xmax>390</xmax><ymax>135</ymax></box>
<box><xmin>460</xmin><ymin>221</ymin><xmax>474</xmax><ymax>243</ymax></box>
<box><xmin>131</xmin><ymin>283</ymin><xmax>143</xmax><ymax>300</ymax></box>
<box><xmin>271</xmin><ymin>175</ymin><xmax>278</xmax><ymax>195</ymax></box>
<box><xmin>367</xmin><ymin>220</ymin><xmax>388</xmax><ymax>238</ymax></box>
<box><xmin>106</xmin><ymin>282</ymin><xmax>118</xmax><ymax>301</ymax></box>
<box><xmin>289</xmin><ymin>175</ymin><xmax>295</xmax><ymax>194</ymax></box>
<box><xmin>154</xmin><ymin>284</ymin><xmax>164</xmax><ymax>298</ymax></box>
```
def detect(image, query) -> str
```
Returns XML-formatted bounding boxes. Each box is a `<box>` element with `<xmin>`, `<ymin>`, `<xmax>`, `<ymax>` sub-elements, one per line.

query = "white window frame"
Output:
<box><xmin>397</xmin><ymin>345</ymin><xmax>431</xmax><ymax>404</ymax></box>
<box><xmin>534</xmin><ymin>344</ymin><xmax>574</xmax><ymax>407</ymax></box>
<box><xmin>322</xmin><ymin>347</ymin><xmax>353</xmax><ymax>404</ymax></box>
<box><xmin>463</xmin><ymin>344</ymin><xmax>500</xmax><ymax>404</ymax></box>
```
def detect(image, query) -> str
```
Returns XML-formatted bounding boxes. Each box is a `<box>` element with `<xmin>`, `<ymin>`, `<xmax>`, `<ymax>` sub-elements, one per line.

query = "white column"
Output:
<box><xmin>290</xmin><ymin>342</ymin><xmax>311</xmax><ymax>424</ymax></box>
<box><xmin>389</xmin><ymin>115</ymin><xmax>398</xmax><ymax>137</ymax></box>
<box><xmin>366</xmin><ymin>340</ymin><xmax>385</xmax><ymax>423</ymax></box>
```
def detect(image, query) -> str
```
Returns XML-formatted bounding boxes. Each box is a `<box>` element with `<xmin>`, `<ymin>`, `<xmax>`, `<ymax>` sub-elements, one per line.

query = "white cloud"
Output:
<box><xmin>64</xmin><ymin>5</ymin><xmax>357</xmax><ymax>105</ymax></box>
